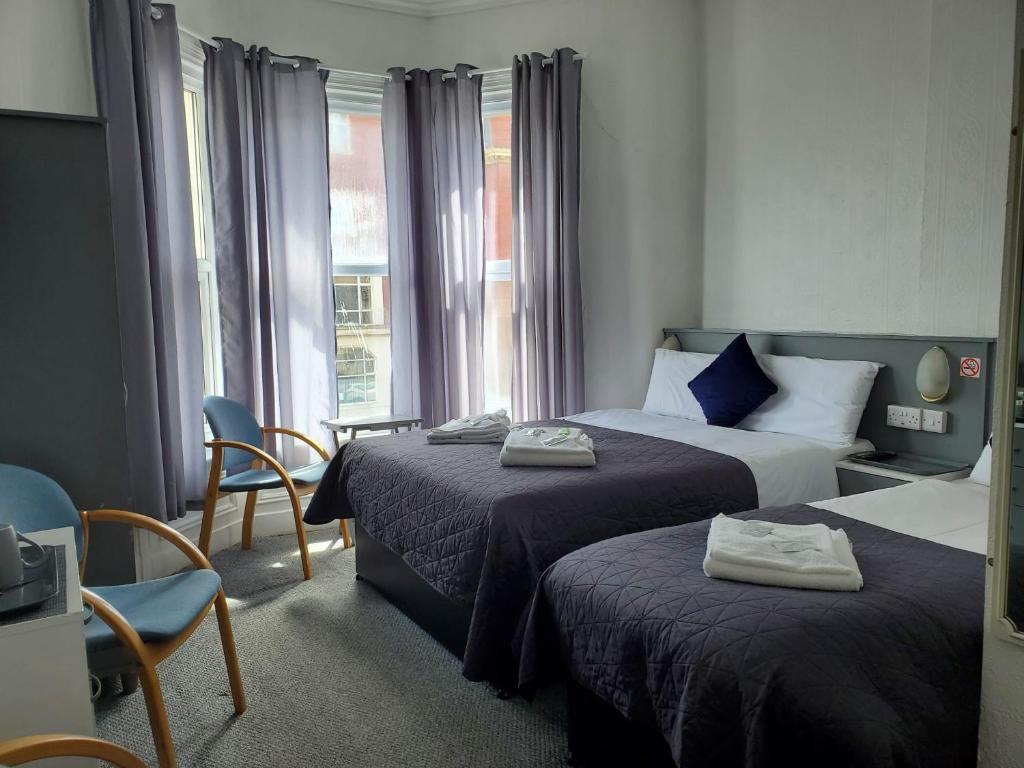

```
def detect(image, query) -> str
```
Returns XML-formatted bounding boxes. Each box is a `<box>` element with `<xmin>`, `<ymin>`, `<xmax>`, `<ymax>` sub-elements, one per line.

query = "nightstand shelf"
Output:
<box><xmin>836</xmin><ymin>458</ymin><xmax>971</xmax><ymax>496</ymax></box>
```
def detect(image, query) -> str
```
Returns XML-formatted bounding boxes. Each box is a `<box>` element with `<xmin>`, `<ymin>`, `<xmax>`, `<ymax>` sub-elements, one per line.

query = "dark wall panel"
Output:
<box><xmin>0</xmin><ymin>110</ymin><xmax>135</xmax><ymax>585</ymax></box>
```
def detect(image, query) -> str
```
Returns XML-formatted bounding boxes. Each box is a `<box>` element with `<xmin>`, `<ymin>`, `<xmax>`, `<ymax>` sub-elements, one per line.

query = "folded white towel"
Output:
<box><xmin>703</xmin><ymin>514</ymin><xmax>863</xmax><ymax>591</ymax></box>
<box><xmin>427</xmin><ymin>410</ymin><xmax>511</xmax><ymax>444</ymax></box>
<box><xmin>426</xmin><ymin>430</ymin><xmax>508</xmax><ymax>445</ymax></box>
<box><xmin>499</xmin><ymin>426</ymin><xmax>596</xmax><ymax>467</ymax></box>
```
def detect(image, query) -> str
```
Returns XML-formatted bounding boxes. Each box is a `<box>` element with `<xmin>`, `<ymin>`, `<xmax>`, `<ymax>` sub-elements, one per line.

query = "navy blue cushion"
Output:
<box><xmin>687</xmin><ymin>333</ymin><xmax>778</xmax><ymax>427</ymax></box>
<box><xmin>85</xmin><ymin>569</ymin><xmax>222</xmax><ymax>652</ymax></box>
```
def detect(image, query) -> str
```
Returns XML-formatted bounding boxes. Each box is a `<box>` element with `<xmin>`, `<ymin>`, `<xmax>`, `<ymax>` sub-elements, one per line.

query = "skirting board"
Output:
<box><xmin>133</xmin><ymin>489</ymin><xmax>320</xmax><ymax>581</ymax></box>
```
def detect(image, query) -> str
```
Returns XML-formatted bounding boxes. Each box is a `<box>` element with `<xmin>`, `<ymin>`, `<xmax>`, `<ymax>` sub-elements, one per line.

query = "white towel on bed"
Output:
<box><xmin>427</xmin><ymin>410</ymin><xmax>511</xmax><ymax>444</ymax></box>
<box><xmin>703</xmin><ymin>514</ymin><xmax>863</xmax><ymax>591</ymax></box>
<box><xmin>499</xmin><ymin>426</ymin><xmax>596</xmax><ymax>467</ymax></box>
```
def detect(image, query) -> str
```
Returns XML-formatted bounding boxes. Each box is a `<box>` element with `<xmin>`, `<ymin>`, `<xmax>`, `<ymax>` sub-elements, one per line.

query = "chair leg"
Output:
<box><xmin>138</xmin><ymin>662</ymin><xmax>177</xmax><ymax>768</ymax></box>
<box><xmin>240</xmin><ymin>491</ymin><xmax>259</xmax><ymax>550</ymax></box>
<box><xmin>120</xmin><ymin>671</ymin><xmax>140</xmax><ymax>695</ymax></box>
<box><xmin>284</xmin><ymin>482</ymin><xmax>313</xmax><ymax>580</ymax></box>
<box><xmin>340</xmin><ymin>519</ymin><xmax>353</xmax><ymax>549</ymax></box>
<box><xmin>213</xmin><ymin>590</ymin><xmax>247</xmax><ymax>715</ymax></box>
<box><xmin>199</xmin><ymin>487</ymin><xmax>218</xmax><ymax>558</ymax></box>
<box><xmin>199</xmin><ymin>449</ymin><xmax>224</xmax><ymax>557</ymax></box>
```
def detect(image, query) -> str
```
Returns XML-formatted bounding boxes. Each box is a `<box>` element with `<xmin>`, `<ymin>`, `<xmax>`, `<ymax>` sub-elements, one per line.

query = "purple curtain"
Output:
<box><xmin>203</xmin><ymin>40</ymin><xmax>336</xmax><ymax>466</ymax></box>
<box><xmin>511</xmin><ymin>49</ymin><xmax>584</xmax><ymax>421</ymax></box>
<box><xmin>89</xmin><ymin>0</ymin><xmax>205</xmax><ymax>519</ymax></box>
<box><xmin>383</xmin><ymin>65</ymin><xmax>486</xmax><ymax>427</ymax></box>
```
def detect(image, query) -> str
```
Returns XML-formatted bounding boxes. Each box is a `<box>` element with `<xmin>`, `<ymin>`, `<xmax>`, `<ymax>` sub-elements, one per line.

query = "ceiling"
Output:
<box><xmin>324</xmin><ymin>0</ymin><xmax>541</xmax><ymax>17</ymax></box>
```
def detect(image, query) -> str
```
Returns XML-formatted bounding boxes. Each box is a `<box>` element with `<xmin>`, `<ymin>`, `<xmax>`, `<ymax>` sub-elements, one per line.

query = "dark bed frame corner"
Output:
<box><xmin>565</xmin><ymin>681</ymin><xmax>674</xmax><ymax>768</ymax></box>
<box><xmin>353</xmin><ymin>521</ymin><xmax>473</xmax><ymax>661</ymax></box>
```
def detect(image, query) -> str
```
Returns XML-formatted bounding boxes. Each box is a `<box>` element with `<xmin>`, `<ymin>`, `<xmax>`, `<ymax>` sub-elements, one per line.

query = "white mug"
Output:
<box><xmin>0</xmin><ymin>523</ymin><xmax>47</xmax><ymax>591</ymax></box>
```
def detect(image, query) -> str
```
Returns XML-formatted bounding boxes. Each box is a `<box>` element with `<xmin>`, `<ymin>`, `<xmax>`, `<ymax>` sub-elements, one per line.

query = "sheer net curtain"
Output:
<box><xmin>383</xmin><ymin>65</ymin><xmax>487</xmax><ymax>428</ymax></box>
<box><xmin>203</xmin><ymin>40</ymin><xmax>336</xmax><ymax>466</ymax></box>
<box><xmin>511</xmin><ymin>49</ymin><xmax>585</xmax><ymax>421</ymax></box>
<box><xmin>89</xmin><ymin>0</ymin><xmax>205</xmax><ymax>520</ymax></box>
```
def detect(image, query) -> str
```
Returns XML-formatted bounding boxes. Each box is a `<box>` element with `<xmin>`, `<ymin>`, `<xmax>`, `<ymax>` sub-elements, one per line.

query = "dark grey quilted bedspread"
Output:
<box><xmin>304</xmin><ymin>421</ymin><xmax>757</xmax><ymax>683</ymax></box>
<box><xmin>518</xmin><ymin>505</ymin><xmax>985</xmax><ymax>768</ymax></box>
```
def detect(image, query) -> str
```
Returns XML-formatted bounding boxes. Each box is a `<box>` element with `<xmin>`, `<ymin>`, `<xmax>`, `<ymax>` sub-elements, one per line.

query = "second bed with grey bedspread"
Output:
<box><xmin>518</xmin><ymin>505</ymin><xmax>985</xmax><ymax>767</ymax></box>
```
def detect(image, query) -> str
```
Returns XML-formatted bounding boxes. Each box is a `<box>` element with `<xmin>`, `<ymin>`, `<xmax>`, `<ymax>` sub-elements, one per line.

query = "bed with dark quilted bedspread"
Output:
<box><xmin>518</xmin><ymin>504</ymin><xmax>985</xmax><ymax>768</ymax></box>
<box><xmin>304</xmin><ymin>420</ymin><xmax>758</xmax><ymax>683</ymax></box>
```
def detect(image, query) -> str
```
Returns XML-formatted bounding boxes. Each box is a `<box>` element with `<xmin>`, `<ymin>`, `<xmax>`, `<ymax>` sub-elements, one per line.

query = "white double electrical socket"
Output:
<box><xmin>887</xmin><ymin>405</ymin><xmax>948</xmax><ymax>433</ymax></box>
<box><xmin>887</xmin><ymin>405</ymin><xmax>922</xmax><ymax>430</ymax></box>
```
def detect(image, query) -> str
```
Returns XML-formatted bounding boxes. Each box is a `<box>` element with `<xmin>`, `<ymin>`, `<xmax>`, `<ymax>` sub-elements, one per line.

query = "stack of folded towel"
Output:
<box><xmin>703</xmin><ymin>514</ymin><xmax>863</xmax><ymax>591</ymax></box>
<box><xmin>499</xmin><ymin>426</ymin><xmax>596</xmax><ymax>467</ymax></box>
<box><xmin>427</xmin><ymin>410</ymin><xmax>511</xmax><ymax>444</ymax></box>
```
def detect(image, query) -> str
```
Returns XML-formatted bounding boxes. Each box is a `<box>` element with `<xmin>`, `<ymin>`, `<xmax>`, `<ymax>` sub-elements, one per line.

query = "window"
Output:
<box><xmin>337</xmin><ymin>347</ymin><xmax>377</xmax><ymax>405</ymax></box>
<box><xmin>181</xmin><ymin>39</ymin><xmax>222</xmax><ymax>400</ymax></box>
<box><xmin>482</xmin><ymin>75</ymin><xmax>514</xmax><ymax>415</ymax></box>
<box><xmin>335</xmin><ymin>274</ymin><xmax>388</xmax><ymax>327</ymax></box>
<box><xmin>327</xmin><ymin>73</ymin><xmax>391</xmax><ymax>419</ymax></box>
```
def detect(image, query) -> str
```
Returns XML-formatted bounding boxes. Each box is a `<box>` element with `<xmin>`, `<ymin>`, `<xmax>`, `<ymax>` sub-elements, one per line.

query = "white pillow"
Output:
<box><xmin>739</xmin><ymin>354</ymin><xmax>883</xmax><ymax>445</ymax></box>
<box><xmin>969</xmin><ymin>442</ymin><xmax>992</xmax><ymax>486</ymax></box>
<box><xmin>642</xmin><ymin>348</ymin><xmax>715</xmax><ymax>422</ymax></box>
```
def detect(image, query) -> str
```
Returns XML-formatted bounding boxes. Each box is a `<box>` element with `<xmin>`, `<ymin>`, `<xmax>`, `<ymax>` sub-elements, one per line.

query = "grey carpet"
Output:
<box><xmin>95</xmin><ymin>529</ymin><xmax>568</xmax><ymax>767</ymax></box>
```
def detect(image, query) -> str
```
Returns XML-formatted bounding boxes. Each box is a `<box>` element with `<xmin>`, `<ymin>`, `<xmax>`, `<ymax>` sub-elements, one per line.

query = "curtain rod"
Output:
<box><xmin>160</xmin><ymin>10</ymin><xmax>584</xmax><ymax>81</ymax></box>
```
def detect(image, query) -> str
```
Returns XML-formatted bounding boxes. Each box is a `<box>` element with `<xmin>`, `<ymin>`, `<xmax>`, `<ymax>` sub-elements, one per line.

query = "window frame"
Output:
<box><xmin>334</xmin><ymin>274</ymin><xmax>379</xmax><ymax>328</ymax></box>
<box><xmin>482</xmin><ymin>73</ymin><xmax>513</xmax><ymax>292</ymax></box>
<box><xmin>479</xmin><ymin>74</ymin><xmax>515</xmax><ymax>415</ymax></box>
<box><xmin>336</xmin><ymin>345</ymin><xmax>378</xmax><ymax>406</ymax></box>
<box><xmin>326</xmin><ymin>71</ymin><xmax>391</xmax><ymax>416</ymax></box>
<box><xmin>181</xmin><ymin>39</ymin><xmax>224</xmax><ymax>401</ymax></box>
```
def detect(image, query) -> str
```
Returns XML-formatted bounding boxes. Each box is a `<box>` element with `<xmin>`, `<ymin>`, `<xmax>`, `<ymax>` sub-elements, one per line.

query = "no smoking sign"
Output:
<box><xmin>960</xmin><ymin>357</ymin><xmax>982</xmax><ymax>379</ymax></box>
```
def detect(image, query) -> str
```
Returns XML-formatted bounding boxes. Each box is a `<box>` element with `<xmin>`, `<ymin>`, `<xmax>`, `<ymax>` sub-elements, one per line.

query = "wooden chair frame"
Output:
<box><xmin>0</xmin><ymin>734</ymin><xmax>149</xmax><ymax>767</ymax></box>
<box><xmin>79</xmin><ymin>509</ymin><xmax>246</xmax><ymax>768</ymax></box>
<box><xmin>199</xmin><ymin>426</ymin><xmax>352</xmax><ymax>581</ymax></box>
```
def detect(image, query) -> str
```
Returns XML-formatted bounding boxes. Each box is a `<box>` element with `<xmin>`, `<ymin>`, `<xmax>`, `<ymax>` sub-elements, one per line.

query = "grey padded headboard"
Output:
<box><xmin>664</xmin><ymin>329</ymin><xmax>996</xmax><ymax>465</ymax></box>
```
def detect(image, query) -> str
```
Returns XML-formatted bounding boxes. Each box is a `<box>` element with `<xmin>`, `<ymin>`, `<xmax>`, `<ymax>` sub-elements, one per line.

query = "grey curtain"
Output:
<box><xmin>203</xmin><ymin>40</ymin><xmax>336</xmax><ymax>466</ymax></box>
<box><xmin>511</xmin><ymin>49</ymin><xmax>584</xmax><ymax>421</ymax></box>
<box><xmin>383</xmin><ymin>65</ymin><xmax>486</xmax><ymax>427</ymax></box>
<box><xmin>90</xmin><ymin>0</ymin><xmax>206</xmax><ymax>520</ymax></box>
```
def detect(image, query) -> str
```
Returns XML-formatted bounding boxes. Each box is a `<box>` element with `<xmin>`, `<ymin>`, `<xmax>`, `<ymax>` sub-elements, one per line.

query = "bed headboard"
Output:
<box><xmin>663</xmin><ymin>328</ymin><xmax>996</xmax><ymax>465</ymax></box>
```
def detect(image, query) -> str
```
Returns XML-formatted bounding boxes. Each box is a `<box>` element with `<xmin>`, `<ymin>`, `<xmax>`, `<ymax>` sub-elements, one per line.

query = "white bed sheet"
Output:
<box><xmin>568</xmin><ymin>408</ymin><xmax>871</xmax><ymax>507</ymax></box>
<box><xmin>811</xmin><ymin>478</ymin><xmax>989</xmax><ymax>554</ymax></box>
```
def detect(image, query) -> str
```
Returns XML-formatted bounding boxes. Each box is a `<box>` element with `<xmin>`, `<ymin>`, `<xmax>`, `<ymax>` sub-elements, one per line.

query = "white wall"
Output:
<box><xmin>702</xmin><ymin>0</ymin><xmax>1015</xmax><ymax>338</ymax></box>
<box><xmin>171</xmin><ymin>0</ymin><xmax>428</xmax><ymax>73</ymax></box>
<box><xmin>0</xmin><ymin>0</ymin><xmax>425</xmax><ymax>116</ymax></box>
<box><xmin>426</xmin><ymin>0</ymin><xmax>705</xmax><ymax>409</ymax></box>
<box><xmin>0</xmin><ymin>0</ymin><xmax>95</xmax><ymax>115</ymax></box>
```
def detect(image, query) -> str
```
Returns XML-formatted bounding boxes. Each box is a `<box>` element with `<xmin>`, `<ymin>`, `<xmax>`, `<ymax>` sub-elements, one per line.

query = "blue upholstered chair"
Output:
<box><xmin>201</xmin><ymin>396</ymin><xmax>351</xmax><ymax>581</ymax></box>
<box><xmin>0</xmin><ymin>464</ymin><xmax>246</xmax><ymax>768</ymax></box>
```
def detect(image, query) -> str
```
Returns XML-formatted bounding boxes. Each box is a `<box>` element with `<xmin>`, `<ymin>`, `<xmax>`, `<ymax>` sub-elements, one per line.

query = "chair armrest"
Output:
<box><xmin>81</xmin><ymin>588</ymin><xmax>148</xmax><ymax>661</ymax></box>
<box><xmin>81</xmin><ymin>509</ymin><xmax>213</xmax><ymax>571</ymax></box>
<box><xmin>0</xmin><ymin>735</ymin><xmax>148</xmax><ymax>768</ymax></box>
<box><xmin>262</xmin><ymin>427</ymin><xmax>331</xmax><ymax>461</ymax></box>
<box><xmin>206</xmin><ymin>439</ymin><xmax>296</xmax><ymax>487</ymax></box>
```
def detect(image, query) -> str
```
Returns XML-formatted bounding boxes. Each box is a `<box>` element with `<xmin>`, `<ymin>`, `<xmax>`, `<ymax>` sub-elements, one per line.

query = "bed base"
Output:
<box><xmin>566</xmin><ymin>681</ymin><xmax>674</xmax><ymax>768</ymax></box>
<box><xmin>353</xmin><ymin>520</ymin><xmax>473</xmax><ymax>661</ymax></box>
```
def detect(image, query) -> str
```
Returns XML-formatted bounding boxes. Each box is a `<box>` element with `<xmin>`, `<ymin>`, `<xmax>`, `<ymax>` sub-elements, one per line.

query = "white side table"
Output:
<box><xmin>321</xmin><ymin>414</ymin><xmax>424</xmax><ymax>450</ymax></box>
<box><xmin>0</xmin><ymin>526</ymin><xmax>95</xmax><ymax>767</ymax></box>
